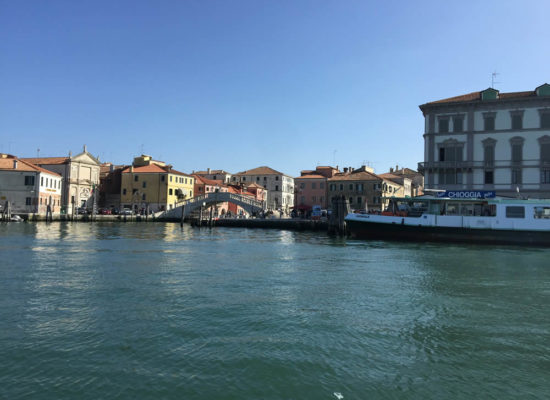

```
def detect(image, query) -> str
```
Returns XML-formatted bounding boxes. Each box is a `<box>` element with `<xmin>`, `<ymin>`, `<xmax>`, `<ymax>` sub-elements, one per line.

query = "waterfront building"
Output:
<box><xmin>22</xmin><ymin>145</ymin><xmax>101</xmax><ymax>214</ymax></box>
<box><xmin>418</xmin><ymin>83</ymin><xmax>550</xmax><ymax>198</ymax></box>
<box><xmin>98</xmin><ymin>163</ymin><xmax>127</xmax><ymax>210</ymax></box>
<box><xmin>193</xmin><ymin>174</ymin><xmax>229</xmax><ymax>216</ymax></box>
<box><xmin>294</xmin><ymin>166</ymin><xmax>340</xmax><ymax>212</ymax></box>
<box><xmin>233</xmin><ymin>166</ymin><xmax>294</xmax><ymax>214</ymax></box>
<box><xmin>120</xmin><ymin>155</ymin><xmax>194</xmax><ymax>212</ymax></box>
<box><xmin>192</xmin><ymin>168</ymin><xmax>232</xmax><ymax>184</ymax></box>
<box><xmin>226</xmin><ymin>183</ymin><xmax>267</xmax><ymax>217</ymax></box>
<box><xmin>379</xmin><ymin>165</ymin><xmax>423</xmax><ymax>198</ymax></box>
<box><xmin>327</xmin><ymin>166</ymin><xmax>403</xmax><ymax>211</ymax></box>
<box><xmin>0</xmin><ymin>154</ymin><xmax>62</xmax><ymax>215</ymax></box>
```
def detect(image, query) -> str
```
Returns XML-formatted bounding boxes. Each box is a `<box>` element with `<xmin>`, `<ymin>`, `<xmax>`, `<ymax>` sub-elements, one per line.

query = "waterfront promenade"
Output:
<box><xmin>1</xmin><ymin>222</ymin><xmax>549</xmax><ymax>399</ymax></box>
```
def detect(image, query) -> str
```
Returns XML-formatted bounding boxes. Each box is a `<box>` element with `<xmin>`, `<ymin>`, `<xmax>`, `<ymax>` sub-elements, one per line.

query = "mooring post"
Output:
<box><xmin>180</xmin><ymin>204</ymin><xmax>185</xmax><ymax>228</ymax></box>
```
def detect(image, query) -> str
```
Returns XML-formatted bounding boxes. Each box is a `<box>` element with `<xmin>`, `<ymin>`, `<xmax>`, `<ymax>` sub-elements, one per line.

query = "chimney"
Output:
<box><xmin>13</xmin><ymin>160</ymin><xmax>18</xmax><ymax>169</ymax></box>
<box><xmin>207</xmin><ymin>168</ymin><xmax>211</xmax><ymax>174</ymax></box>
<box><xmin>69</xmin><ymin>150</ymin><xmax>72</xmax><ymax>158</ymax></box>
<box><xmin>130</xmin><ymin>166</ymin><xmax>134</xmax><ymax>173</ymax></box>
<box><xmin>83</xmin><ymin>144</ymin><xmax>87</xmax><ymax>153</ymax></box>
<box><xmin>110</xmin><ymin>164</ymin><xmax>114</xmax><ymax>173</ymax></box>
<box><xmin>344</xmin><ymin>167</ymin><xmax>348</xmax><ymax>173</ymax></box>
<box><xmin>395</xmin><ymin>165</ymin><xmax>398</xmax><ymax>171</ymax></box>
<box><xmin>390</xmin><ymin>167</ymin><xmax>394</xmax><ymax>173</ymax></box>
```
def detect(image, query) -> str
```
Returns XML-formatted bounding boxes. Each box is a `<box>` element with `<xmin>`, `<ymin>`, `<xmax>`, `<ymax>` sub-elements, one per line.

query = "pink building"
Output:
<box><xmin>294</xmin><ymin>166</ymin><xmax>339</xmax><ymax>212</ymax></box>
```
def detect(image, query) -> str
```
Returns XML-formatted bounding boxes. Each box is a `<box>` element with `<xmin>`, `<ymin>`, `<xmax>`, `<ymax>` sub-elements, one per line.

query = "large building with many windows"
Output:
<box><xmin>418</xmin><ymin>83</ymin><xmax>550</xmax><ymax>198</ymax></box>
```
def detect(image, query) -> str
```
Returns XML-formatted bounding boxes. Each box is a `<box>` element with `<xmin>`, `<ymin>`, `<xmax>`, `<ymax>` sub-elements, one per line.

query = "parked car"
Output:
<box><xmin>120</xmin><ymin>209</ymin><xmax>134</xmax><ymax>215</ymax></box>
<box><xmin>76</xmin><ymin>207</ymin><xmax>88</xmax><ymax>215</ymax></box>
<box><xmin>99</xmin><ymin>208</ymin><xmax>112</xmax><ymax>215</ymax></box>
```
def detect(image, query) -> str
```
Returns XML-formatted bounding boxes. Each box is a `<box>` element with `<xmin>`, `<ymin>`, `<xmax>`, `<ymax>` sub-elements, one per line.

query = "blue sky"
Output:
<box><xmin>1</xmin><ymin>0</ymin><xmax>549</xmax><ymax>176</ymax></box>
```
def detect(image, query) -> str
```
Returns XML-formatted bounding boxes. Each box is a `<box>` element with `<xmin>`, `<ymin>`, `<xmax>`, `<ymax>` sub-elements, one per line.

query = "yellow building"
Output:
<box><xmin>120</xmin><ymin>155</ymin><xmax>194</xmax><ymax>212</ymax></box>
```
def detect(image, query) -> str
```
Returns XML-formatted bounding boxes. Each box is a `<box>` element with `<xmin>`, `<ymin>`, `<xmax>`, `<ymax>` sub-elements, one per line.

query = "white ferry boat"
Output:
<box><xmin>345</xmin><ymin>191</ymin><xmax>550</xmax><ymax>245</ymax></box>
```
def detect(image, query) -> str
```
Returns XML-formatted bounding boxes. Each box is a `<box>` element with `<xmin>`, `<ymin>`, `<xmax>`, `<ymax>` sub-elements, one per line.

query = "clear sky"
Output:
<box><xmin>1</xmin><ymin>0</ymin><xmax>549</xmax><ymax>177</ymax></box>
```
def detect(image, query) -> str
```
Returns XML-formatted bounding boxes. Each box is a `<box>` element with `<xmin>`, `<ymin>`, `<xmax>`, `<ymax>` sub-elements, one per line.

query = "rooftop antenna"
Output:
<box><xmin>37</xmin><ymin>148</ymin><xmax>40</xmax><ymax>157</ymax></box>
<box><xmin>491</xmin><ymin>71</ymin><xmax>500</xmax><ymax>89</ymax></box>
<box><xmin>140</xmin><ymin>143</ymin><xmax>144</xmax><ymax>155</ymax></box>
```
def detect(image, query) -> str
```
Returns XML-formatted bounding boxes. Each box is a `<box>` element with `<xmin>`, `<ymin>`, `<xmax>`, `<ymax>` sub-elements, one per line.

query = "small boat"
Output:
<box><xmin>10</xmin><ymin>215</ymin><xmax>23</xmax><ymax>222</ymax></box>
<box><xmin>345</xmin><ymin>192</ymin><xmax>550</xmax><ymax>246</ymax></box>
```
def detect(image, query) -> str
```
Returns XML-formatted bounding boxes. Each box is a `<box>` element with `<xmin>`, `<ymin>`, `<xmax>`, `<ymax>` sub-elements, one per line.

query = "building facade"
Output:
<box><xmin>120</xmin><ymin>155</ymin><xmax>194</xmax><ymax>212</ymax></box>
<box><xmin>233</xmin><ymin>166</ymin><xmax>294</xmax><ymax>214</ymax></box>
<box><xmin>193</xmin><ymin>169</ymin><xmax>232</xmax><ymax>184</ymax></box>
<box><xmin>418</xmin><ymin>83</ymin><xmax>550</xmax><ymax>198</ymax></box>
<box><xmin>328</xmin><ymin>166</ymin><xmax>403</xmax><ymax>211</ymax></box>
<box><xmin>294</xmin><ymin>166</ymin><xmax>340</xmax><ymax>211</ymax></box>
<box><xmin>193</xmin><ymin>175</ymin><xmax>229</xmax><ymax>216</ymax></box>
<box><xmin>0</xmin><ymin>154</ymin><xmax>62</xmax><ymax>215</ymax></box>
<box><xmin>23</xmin><ymin>146</ymin><xmax>101</xmax><ymax>214</ymax></box>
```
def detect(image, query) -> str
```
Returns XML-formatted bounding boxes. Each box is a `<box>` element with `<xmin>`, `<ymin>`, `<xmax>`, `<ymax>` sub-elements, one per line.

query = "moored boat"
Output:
<box><xmin>345</xmin><ymin>192</ymin><xmax>550</xmax><ymax>245</ymax></box>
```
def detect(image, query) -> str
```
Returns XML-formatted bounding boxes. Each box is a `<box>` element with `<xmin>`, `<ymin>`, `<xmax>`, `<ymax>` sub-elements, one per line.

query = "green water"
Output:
<box><xmin>1</xmin><ymin>222</ymin><xmax>549</xmax><ymax>399</ymax></box>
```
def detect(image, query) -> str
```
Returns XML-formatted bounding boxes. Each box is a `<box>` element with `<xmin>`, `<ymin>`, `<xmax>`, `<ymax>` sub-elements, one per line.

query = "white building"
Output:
<box><xmin>419</xmin><ymin>83</ymin><xmax>550</xmax><ymax>198</ymax></box>
<box><xmin>233</xmin><ymin>166</ymin><xmax>294</xmax><ymax>213</ymax></box>
<box><xmin>192</xmin><ymin>168</ymin><xmax>232</xmax><ymax>184</ymax></box>
<box><xmin>0</xmin><ymin>154</ymin><xmax>63</xmax><ymax>214</ymax></box>
<box><xmin>23</xmin><ymin>145</ymin><xmax>101</xmax><ymax>214</ymax></box>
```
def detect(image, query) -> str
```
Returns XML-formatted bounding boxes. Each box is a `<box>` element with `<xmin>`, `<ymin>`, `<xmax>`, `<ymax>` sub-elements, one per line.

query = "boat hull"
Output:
<box><xmin>346</xmin><ymin>218</ymin><xmax>550</xmax><ymax>246</ymax></box>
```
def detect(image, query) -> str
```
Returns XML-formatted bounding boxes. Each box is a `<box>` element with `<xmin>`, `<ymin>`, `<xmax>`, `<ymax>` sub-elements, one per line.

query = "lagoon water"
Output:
<box><xmin>1</xmin><ymin>222</ymin><xmax>549</xmax><ymax>399</ymax></box>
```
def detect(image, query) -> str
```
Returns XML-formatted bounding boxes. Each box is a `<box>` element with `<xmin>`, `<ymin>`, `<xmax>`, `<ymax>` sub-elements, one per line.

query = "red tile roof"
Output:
<box><xmin>295</xmin><ymin>174</ymin><xmax>326</xmax><ymax>179</ymax></box>
<box><xmin>0</xmin><ymin>157</ymin><xmax>61</xmax><ymax>176</ymax></box>
<box><xmin>21</xmin><ymin>156</ymin><xmax>69</xmax><ymax>165</ymax></box>
<box><xmin>423</xmin><ymin>90</ymin><xmax>536</xmax><ymax>106</ymax></box>
<box><xmin>235</xmin><ymin>166</ymin><xmax>284</xmax><ymax>176</ymax></box>
<box><xmin>121</xmin><ymin>164</ymin><xmax>192</xmax><ymax>176</ymax></box>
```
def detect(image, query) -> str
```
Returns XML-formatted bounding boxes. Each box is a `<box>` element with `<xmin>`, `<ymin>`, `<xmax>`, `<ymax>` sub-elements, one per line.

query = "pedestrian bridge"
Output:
<box><xmin>157</xmin><ymin>192</ymin><xmax>265</xmax><ymax>220</ymax></box>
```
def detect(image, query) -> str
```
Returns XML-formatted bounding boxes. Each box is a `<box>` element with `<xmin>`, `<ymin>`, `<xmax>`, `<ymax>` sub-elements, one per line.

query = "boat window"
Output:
<box><xmin>506</xmin><ymin>206</ymin><xmax>525</xmax><ymax>219</ymax></box>
<box><xmin>534</xmin><ymin>207</ymin><xmax>550</xmax><ymax>219</ymax></box>
<box><xmin>460</xmin><ymin>204</ymin><xmax>474</xmax><ymax>216</ymax></box>
<box><xmin>445</xmin><ymin>203</ymin><xmax>459</xmax><ymax>216</ymax></box>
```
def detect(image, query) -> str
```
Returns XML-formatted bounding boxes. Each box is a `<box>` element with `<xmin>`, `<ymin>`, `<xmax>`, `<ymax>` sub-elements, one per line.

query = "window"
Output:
<box><xmin>41</xmin><ymin>177</ymin><xmax>44</xmax><ymax>186</ymax></box>
<box><xmin>300</xmin><ymin>196</ymin><xmax>305</xmax><ymax>203</ymax></box>
<box><xmin>169</xmin><ymin>189</ymin><xmax>173</xmax><ymax>195</ymax></box>
<box><xmin>484</xmin><ymin>170</ymin><xmax>494</xmax><ymax>184</ymax></box>
<box><xmin>312</xmin><ymin>196</ymin><xmax>316</xmax><ymax>202</ymax></box>
<box><xmin>320</xmin><ymin>196</ymin><xmax>324</xmax><ymax>203</ymax></box>
<box><xmin>161</xmin><ymin>175</ymin><xmax>165</xmax><ymax>182</ymax></box>
<box><xmin>540</xmin><ymin>111</ymin><xmax>550</xmax><ymax>128</ymax></box>
<box><xmin>142</xmin><ymin>194</ymin><xmax>146</xmax><ymax>201</ymax></box>
<box><xmin>275</xmin><ymin>185</ymin><xmax>279</xmax><ymax>191</ymax></box>
<box><xmin>339</xmin><ymin>184</ymin><xmax>343</xmax><ymax>191</ymax></box>
<box><xmin>170</xmin><ymin>176</ymin><xmax>172</xmax><ymax>182</ymax></box>
<box><xmin>482</xmin><ymin>138</ymin><xmax>496</xmax><ymax>166</ymax></box>
<box><xmin>439</xmin><ymin>118</ymin><xmax>449</xmax><ymax>133</ymax></box>
<box><xmin>329</xmin><ymin>184</ymin><xmax>335</xmax><ymax>191</ymax></box>
<box><xmin>512</xmin><ymin>114</ymin><xmax>523</xmax><ymax>130</ymax></box>
<box><xmin>349</xmin><ymin>197</ymin><xmax>353</xmax><ymax>204</ymax></box>
<box><xmin>134</xmin><ymin>175</ymin><xmax>139</xmax><ymax>182</ymax></box>
<box><xmin>123</xmin><ymin>188</ymin><xmax>127</xmax><ymax>195</ymax></box>
<box><xmin>311</xmin><ymin>182</ymin><xmax>316</xmax><ymax>189</ymax></box>
<box><xmin>24</xmin><ymin>176</ymin><xmax>35</xmax><ymax>186</ymax></box>
<box><xmin>26</xmin><ymin>197</ymin><xmax>31</xmax><ymax>206</ymax></box>
<box><xmin>356</xmin><ymin>184</ymin><xmax>363</xmax><ymax>192</ymax></box>
<box><xmin>511</xmin><ymin>143</ymin><xmax>523</xmax><ymax>162</ymax></box>
<box><xmin>349</xmin><ymin>184</ymin><xmax>353</xmax><ymax>190</ymax></box>
<box><xmin>534</xmin><ymin>207</ymin><xmax>550</xmax><ymax>219</ymax></box>
<box><xmin>483</xmin><ymin>113</ymin><xmax>496</xmax><ymax>131</ymax></box>
<box><xmin>541</xmin><ymin>169</ymin><xmax>550</xmax><ymax>183</ymax></box>
<box><xmin>242</xmin><ymin>177</ymin><xmax>246</xmax><ymax>181</ymax></box>
<box><xmin>539</xmin><ymin>136</ymin><xmax>550</xmax><ymax>163</ymax></box>
<box><xmin>439</xmin><ymin>140</ymin><xmax>464</xmax><ymax>162</ymax></box>
<box><xmin>256</xmin><ymin>177</ymin><xmax>260</xmax><ymax>181</ymax></box>
<box><xmin>300</xmin><ymin>183</ymin><xmax>305</xmax><ymax>189</ymax></box>
<box><xmin>320</xmin><ymin>182</ymin><xmax>324</xmax><ymax>189</ymax></box>
<box><xmin>357</xmin><ymin>196</ymin><xmax>362</xmax><ymax>205</ymax></box>
<box><xmin>142</xmin><ymin>181</ymin><xmax>147</xmax><ymax>188</ymax></box>
<box><xmin>512</xmin><ymin>169</ymin><xmax>522</xmax><ymax>185</ymax></box>
<box><xmin>506</xmin><ymin>206</ymin><xmax>525</xmax><ymax>219</ymax></box>
<box><xmin>132</xmin><ymin>189</ymin><xmax>138</xmax><ymax>194</ymax></box>
<box><xmin>453</xmin><ymin>116</ymin><xmax>464</xmax><ymax>132</ymax></box>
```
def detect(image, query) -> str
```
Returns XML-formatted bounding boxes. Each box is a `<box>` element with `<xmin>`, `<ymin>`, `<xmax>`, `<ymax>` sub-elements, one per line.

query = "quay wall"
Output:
<box><xmin>214</xmin><ymin>218</ymin><xmax>328</xmax><ymax>231</ymax></box>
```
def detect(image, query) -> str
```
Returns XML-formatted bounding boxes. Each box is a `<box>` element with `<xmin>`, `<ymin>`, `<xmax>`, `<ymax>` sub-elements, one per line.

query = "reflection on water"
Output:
<box><xmin>0</xmin><ymin>222</ymin><xmax>549</xmax><ymax>400</ymax></box>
